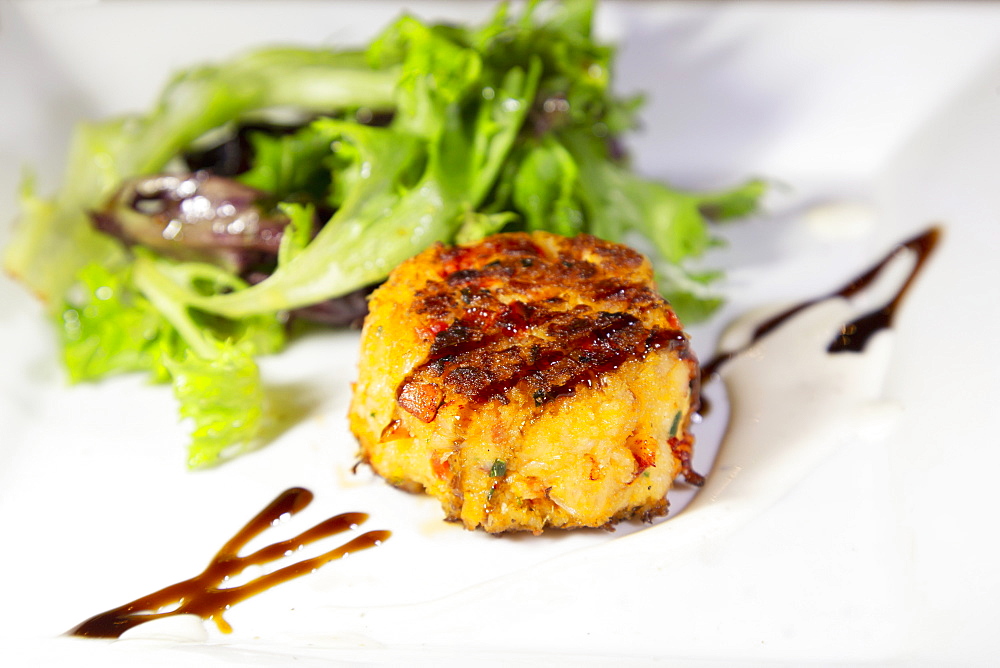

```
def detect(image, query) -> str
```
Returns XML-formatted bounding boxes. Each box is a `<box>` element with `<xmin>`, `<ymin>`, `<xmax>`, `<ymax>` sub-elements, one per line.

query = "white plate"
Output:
<box><xmin>2</xmin><ymin>1</ymin><xmax>999</xmax><ymax>665</ymax></box>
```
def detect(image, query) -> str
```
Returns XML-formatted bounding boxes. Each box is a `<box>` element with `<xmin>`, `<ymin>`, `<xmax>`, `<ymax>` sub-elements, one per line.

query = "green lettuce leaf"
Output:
<box><xmin>59</xmin><ymin>263</ymin><xmax>170</xmax><ymax>383</ymax></box>
<box><xmin>4</xmin><ymin>48</ymin><xmax>400</xmax><ymax>307</ymax></box>
<box><xmin>557</xmin><ymin>127</ymin><xmax>765</xmax><ymax>314</ymax></box>
<box><xmin>165</xmin><ymin>340</ymin><xmax>267</xmax><ymax>470</ymax></box>
<box><xmin>56</xmin><ymin>254</ymin><xmax>285</xmax><ymax>468</ymax></box>
<box><xmin>237</xmin><ymin>126</ymin><xmax>336</xmax><ymax>206</ymax></box>
<box><xmin>192</xmin><ymin>36</ymin><xmax>541</xmax><ymax>318</ymax></box>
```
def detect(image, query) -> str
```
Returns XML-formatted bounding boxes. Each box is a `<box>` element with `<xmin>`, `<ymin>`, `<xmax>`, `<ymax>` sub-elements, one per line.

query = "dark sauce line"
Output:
<box><xmin>404</xmin><ymin>310</ymin><xmax>684</xmax><ymax>412</ymax></box>
<box><xmin>701</xmin><ymin>226</ymin><xmax>942</xmax><ymax>380</ymax></box>
<box><xmin>827</xmin><ymin>227</ymin><xmax>940</xmax><ymax>353</ymax></box>
<box><xmin>531</xmin><ymin>327</ymin><xmax>687</xmax><ymax>405</ymax></box>
<box><xmin>68</xmin><ymin>487</ymin><xmax>390</xmax><ymax>639</ymax></box>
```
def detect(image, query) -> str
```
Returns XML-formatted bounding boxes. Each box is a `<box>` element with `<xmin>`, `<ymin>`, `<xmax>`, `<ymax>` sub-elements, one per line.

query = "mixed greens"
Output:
<box><xmin>4</xmin><ymin>0</ymin><xmax>763</xmax><ymax>468</ymax></box>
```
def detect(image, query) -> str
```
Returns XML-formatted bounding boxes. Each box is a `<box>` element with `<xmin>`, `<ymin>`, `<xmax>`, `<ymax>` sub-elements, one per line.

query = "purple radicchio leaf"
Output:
<box><xmin>90</xmin><ymin>171</ymin><xmax>290</xmax><ymax>274</ymax></box>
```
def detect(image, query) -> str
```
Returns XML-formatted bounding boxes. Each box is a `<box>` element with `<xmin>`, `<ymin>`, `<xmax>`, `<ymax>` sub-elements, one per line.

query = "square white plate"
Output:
<box><xmin>2</xmin><ymin>1</ymin><xmax>999</xmax><ymax>664</ymax></box>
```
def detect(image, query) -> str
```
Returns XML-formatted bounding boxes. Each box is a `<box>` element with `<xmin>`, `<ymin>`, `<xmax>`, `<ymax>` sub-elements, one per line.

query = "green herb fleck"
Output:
<box><xmin>668</xmin><ymin>410</ymin><xmax>682</xmax><ymax>438</ymax></box>
<box><xmin>489</xmin><ymin>459</ymin><xmax>507</xmax><ymax>478</ymax></box>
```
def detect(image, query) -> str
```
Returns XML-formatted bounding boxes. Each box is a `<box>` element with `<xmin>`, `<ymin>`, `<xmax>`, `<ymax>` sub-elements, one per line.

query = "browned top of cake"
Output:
<box><xmin>395</xmin><ymin>233</ymin><xmax>692</xmax><ymax>422</ymax></box>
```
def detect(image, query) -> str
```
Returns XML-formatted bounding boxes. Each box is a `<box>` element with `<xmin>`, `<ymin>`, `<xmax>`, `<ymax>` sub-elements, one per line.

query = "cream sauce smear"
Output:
<box><xmin>678</xmin><ymin>226</ymin><xmax>939</xmax><ymax>534</ymax></box>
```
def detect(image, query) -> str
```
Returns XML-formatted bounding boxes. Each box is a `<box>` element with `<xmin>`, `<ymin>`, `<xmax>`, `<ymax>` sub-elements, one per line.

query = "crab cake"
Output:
<box><xmin>348</xmin><ymin>231</ymin><xmax>701</xmax><ymax>534</ymax></box>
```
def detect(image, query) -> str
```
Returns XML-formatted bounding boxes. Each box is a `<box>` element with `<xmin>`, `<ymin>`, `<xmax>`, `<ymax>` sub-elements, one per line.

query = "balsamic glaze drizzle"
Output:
<box><xmin>701</xmin><ymin>226</ymin><xmax>941</xmax><ymax>379</ymax></box>
<box><xmin>68</xmin><ymin>488</ymin><xmax>390</xmax><ymax>639</ymax></box>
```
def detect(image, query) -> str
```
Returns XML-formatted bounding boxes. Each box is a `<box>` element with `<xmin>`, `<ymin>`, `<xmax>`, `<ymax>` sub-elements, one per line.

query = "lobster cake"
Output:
<box><xmin>348</xmin><ymin>232</ymin><xmax>701</xmax><ymax>534</ymax></box>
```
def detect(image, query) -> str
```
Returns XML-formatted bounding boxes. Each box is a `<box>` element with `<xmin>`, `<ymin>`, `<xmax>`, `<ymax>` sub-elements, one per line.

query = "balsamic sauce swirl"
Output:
<box><xmin>68</xmin><ymin>488</ymin><xmax>389</xmax><ymax>639</ymax></box>
<box><xmin>702</xmin><ymin>226</ymin><xmax>941</xmax><ymax>379</ymax></box>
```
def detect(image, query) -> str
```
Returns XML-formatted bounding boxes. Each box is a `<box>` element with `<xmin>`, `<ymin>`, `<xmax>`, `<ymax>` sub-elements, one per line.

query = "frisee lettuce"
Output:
<box><xmin>165</xmin><ymin>341</ymin><xmax>268</xmax><ymax>470</ymax></box>
<box><xmin>3</xmin><ymin>0</ymin><xmax>763</xmax><ymax>468</ymax></box>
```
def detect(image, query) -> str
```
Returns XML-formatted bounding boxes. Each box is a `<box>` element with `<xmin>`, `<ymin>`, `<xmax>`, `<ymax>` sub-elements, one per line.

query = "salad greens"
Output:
<box><xmin>3</xmin><ymin>0</ymin><xmax>763</xmax><ymax>468</ymax></box>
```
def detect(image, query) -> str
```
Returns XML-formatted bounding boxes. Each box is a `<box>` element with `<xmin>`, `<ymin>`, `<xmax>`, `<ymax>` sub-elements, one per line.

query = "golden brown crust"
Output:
<box><xmin>348</xmin><ymin>232</ymin><xmax>700</xmax><ymax>534</ymax></box>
